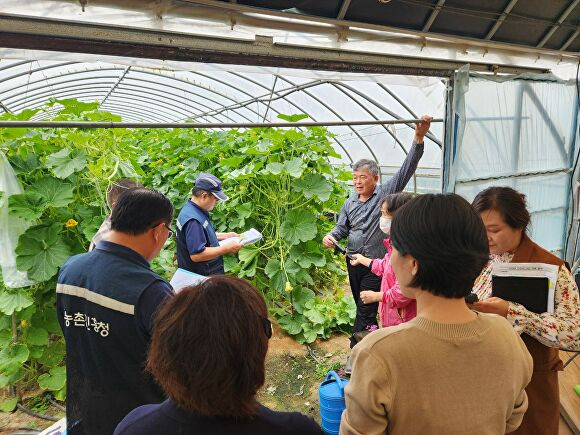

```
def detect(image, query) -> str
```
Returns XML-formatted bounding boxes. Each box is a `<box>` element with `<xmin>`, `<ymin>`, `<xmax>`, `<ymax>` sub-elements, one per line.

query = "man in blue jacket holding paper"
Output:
<box><xmin>176</xmin><ymin>173</ymin><xmax>243</xmax><ymax>276</ymax></box>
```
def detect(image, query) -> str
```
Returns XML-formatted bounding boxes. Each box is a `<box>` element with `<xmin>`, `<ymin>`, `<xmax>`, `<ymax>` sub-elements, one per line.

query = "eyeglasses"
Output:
<box><xmin>262</xmin><ymin>317</ymin><xmax>273</xmax><ymax>339</ymax></box>
<box><xmin>152</xmin><ymin>222</ymin><xmax>173</xmax><ymax>238</ymax></box>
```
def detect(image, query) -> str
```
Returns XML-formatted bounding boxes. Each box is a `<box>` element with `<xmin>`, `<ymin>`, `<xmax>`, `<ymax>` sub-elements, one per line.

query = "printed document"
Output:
<box><xmin>170</xmin><ymin>268</ymin><xmax>207</xmax><ymax>292</ymax></box>
<box><xmin>492</xmin><ymin>262</ymin><xmax>559</xmax><ymax>313</ymax></box>
<box><xmin>219</xmin><ymin>228</ymin><xmax>263</xmax><ymax>246</ymax></box>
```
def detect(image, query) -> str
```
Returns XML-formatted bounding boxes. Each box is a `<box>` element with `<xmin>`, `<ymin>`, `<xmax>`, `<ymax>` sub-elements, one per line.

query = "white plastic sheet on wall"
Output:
<box><xmin>0</xmin><ymin>152</ymin><xmax>36</xmax><ymax>288</ymax></box>
<box><xmin>445</xmin><ymin>72</ymin><xmax>578</xmax><ymax>258</ymax></box>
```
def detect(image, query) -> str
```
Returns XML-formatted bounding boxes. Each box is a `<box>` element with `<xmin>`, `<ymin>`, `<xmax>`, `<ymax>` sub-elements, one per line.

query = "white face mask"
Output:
<box><xmin>380</xmin><ymin>216</ymin><xmax>391</xmax><ymax>234</ymax></box>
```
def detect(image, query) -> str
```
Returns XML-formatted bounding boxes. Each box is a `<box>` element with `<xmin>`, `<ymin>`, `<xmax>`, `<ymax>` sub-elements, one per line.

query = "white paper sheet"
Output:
<box><xmin>169</xmin><ymin>268</ymin><xmax>207</xmax><ymax>293</ymax></box>
<box><xmin>492</xmin><ymin>262</ymin><xmax>559</xmax><ymax>313</ymax></box>
<box><xmin>219</xmin><ymin>228</ymin><xmax>263</xmax><ymax>246</ymax></box>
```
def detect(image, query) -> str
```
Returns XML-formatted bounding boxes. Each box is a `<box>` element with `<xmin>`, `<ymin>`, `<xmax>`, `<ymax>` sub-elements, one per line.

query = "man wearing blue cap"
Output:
<box><xmin>176</xmin><ymin>173</ymin><xmax>243</xmax><ymax>276</ymax></box>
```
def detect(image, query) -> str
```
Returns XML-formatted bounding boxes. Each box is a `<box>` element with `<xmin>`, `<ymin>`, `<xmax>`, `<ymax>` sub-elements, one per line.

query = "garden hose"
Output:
<box><xmin>16</xmin><ymin>403</ymin><xmax>59</xmax><ymax>422</ymax></box>
<box><xmin>8</xmin><ymin>386</ymin><xmax>61</xmax><ymax>422</ymax></box>
<box><xmin>48</xmin><ymin>396</ymin><xmax>65</xmax><ymax>412</ymax></box>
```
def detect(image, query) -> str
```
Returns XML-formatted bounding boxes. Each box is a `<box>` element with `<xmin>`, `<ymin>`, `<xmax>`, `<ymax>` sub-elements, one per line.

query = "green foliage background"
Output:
<box><xmin>0</xmin><ymin>99</ymin><xmax>356</xmax><ymax>406</ymax></box>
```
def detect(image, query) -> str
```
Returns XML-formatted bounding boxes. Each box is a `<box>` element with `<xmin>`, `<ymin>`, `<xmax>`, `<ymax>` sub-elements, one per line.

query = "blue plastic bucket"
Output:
<box><xmin>318</xmin><ymin>371</ymin><xmax>349</xmax><ymax>435</ymax></box>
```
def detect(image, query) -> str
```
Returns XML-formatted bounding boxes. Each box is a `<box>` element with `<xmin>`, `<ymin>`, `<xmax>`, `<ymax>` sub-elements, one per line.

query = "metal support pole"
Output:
<box><xmin>0</xmin><ymin>118</ymin><xmax>444</xmax><ymax>129</ymax></box>
<box><xmin>511</xmin><ymin>82</ymin><xmax>524</xmax><ymax>175</ymax></box>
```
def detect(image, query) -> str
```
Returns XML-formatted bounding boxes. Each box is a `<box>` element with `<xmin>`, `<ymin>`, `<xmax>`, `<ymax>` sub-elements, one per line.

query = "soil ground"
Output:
<box><xmin>257</xmin><ymin>323</ymin><xmax>350</xmax><ymax>423</ymax></box>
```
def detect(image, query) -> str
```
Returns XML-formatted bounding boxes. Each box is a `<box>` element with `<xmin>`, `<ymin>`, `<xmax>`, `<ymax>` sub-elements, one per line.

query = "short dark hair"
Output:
<box><xmin>381</xmin><ymin>192</ymin><xmax>413</xmax><ymax>215</ymax></box>
<box><xmin>110</xmin><ymin>188</ymin><xmax>174</xmax><ymax>235</ymax></box>
<box><xmin>390</xmin><ymin>193</ymin><xmax>489</xmax><ymax>298</ymax></box>
<box><xmin>106</xmin><ymin>178</ymin><xmax>141</xmax><ymax>208</ymax></box>
<box><xmin>471</xmin><ymin>186</ymin><xmax>530</xmax><ymax>232</ymax></box>
<box><xmin>147</xmin><ymin>276</ymin><xmax>269</xmax><ymax>418</ymax></box>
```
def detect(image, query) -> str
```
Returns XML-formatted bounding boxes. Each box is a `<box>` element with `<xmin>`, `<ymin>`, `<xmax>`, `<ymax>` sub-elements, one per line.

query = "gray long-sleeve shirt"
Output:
<box><xmin>329</xmin><ymin>142</ymin><xmax>424</xmax><ymax>259</ymax></box>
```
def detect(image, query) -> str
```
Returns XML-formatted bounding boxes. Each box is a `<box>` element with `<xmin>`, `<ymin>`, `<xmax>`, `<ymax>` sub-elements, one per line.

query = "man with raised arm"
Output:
<box><xmin>322</xmin><ymin>116</ymin><xmax>432</xmax><ymax>353</ymax></box>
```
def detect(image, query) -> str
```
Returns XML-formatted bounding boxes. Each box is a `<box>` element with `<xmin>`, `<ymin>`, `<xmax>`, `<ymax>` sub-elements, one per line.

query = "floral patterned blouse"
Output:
<box><xmin>473</xmin><ymin>252</ymin><xmax>580</xmax><ymax>350</ymax></box>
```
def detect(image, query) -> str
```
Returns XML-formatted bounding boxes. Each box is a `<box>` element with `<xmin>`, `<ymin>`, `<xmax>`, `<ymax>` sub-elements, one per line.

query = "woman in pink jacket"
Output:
<box><xmin>350</xmin><ymin>193</ymin><xmax>416</xmax><ymax>327</ymax></box>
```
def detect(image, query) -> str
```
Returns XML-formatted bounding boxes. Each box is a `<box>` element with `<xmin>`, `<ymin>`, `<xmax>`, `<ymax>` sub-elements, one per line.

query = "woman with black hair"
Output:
<box><xmin>472</xmin><ymin>186</ymin><xmax>580</xmax><ymax>435</ymax></box>
<box><xmin>341</xmin><ymin>193</ymin><xmax>533</xmax><ymax>435</ymax></box>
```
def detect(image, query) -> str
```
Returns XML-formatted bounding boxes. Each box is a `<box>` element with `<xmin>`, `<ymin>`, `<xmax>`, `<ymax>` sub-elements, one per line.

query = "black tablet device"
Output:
<box><xmin>491</xmin><ymin>275</ymin><xmax>550</xmax><ymax>314</ymax></box>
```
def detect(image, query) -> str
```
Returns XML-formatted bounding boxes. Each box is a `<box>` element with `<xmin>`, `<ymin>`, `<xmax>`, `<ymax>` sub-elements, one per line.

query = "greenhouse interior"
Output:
<box><xmin>0</xmin><ymin>1</ymin><xmax>579</xmax><ymax>434</ymax></box>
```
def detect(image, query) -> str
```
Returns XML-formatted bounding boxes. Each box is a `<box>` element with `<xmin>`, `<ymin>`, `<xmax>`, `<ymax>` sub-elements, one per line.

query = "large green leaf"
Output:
<box><xmin>11</xmin><ymin>108</ymin><xmax>39</xmax><ymax>121</ymax></box>
<box><xmin>277</xmin><ymin>315</ymin><xmax>303</xmax><ymax>335</ymax></box>
<box><xmin>294</xmin><ymin>269</ymin><xmax>314</xmax><ymax>285</ymax></box>
<box><xmin>45</xmin><ymin>148</ymin><xmax>87</xmax><ymax>179</ymax></box>
<box><xmin>32</xmin><ymin>309</ymin><xmax>62</xmax><ymax>335</ymax></box>
<box><xmin>341</xmin><ymin>296</ymin><xmax>357</xmax><ymax>318</ymax></box>
<box><xmin>26</xmin><ymin>327</ymin><xmax>49</xmax><ymax>347</ymax></box>
<box><xmin>277</xmin><ymin>113</ymin><xmax>309</xmax><ymax>122</ymax></box>
<box><xmin>28</xmin><ymin>345</ymin><xmax>44</xmax><ymax>359</ymax></box>
<box><xmin>283</xmin><ymin>158</ymin><xmax>304</xmax><ymax>178</ymax></box>
<box><xmin>264</xmin><ymin>258</ymin><xmax>281</xmax><ymax>279</ymax></box>
<box><xmin>16</xmin><ymin>224</ymin><xmax>71</xmax><ymax>282</ymax></box>
<box><xmin>38</xmin><ymin>366</ymin><xmax>66</xmax><ymax>391</ymax></box>
<box><xmin>292</xmin><ymin>287</ymin><xmax>316</xmax><ymax>314</ymax></box>
<box><xmin>220</xmin><ymin>156</ymin><xmax>245</xmax><ymax>167</ymax></box>
<box><xmin>238</xmin><ymin>244</ymin><xmax>259</xmax><ymax>263</ymax></box>
<box><xmin>294</xmin><ymin>174</ymin><xmax>332</xmax><ymax>202</ymax></box>
<box><xmin>245</xmin><ymin>139</ymin><xmax>272</xmax><ymax>154</ymax></box>
<box><xmin>7</xmin><ymin>192</ymin><xmax>45</xmax><ymax>221</ymax></box>
<box><xmin>285</xmin><ymin>260</ymin><xmax>301</xmax><ymax>276</ymax></box>
<box><xmin>0</xmin><ymin>288</ymin><xmax>34</xmax><ymax>315</ymax></box>
<box><xmin>80</xmin><ymin>215</ymin><xmax>105</xmax><ymax>242</ymax></box>
<box><xmin>0</xmin><ymin>397</ymin><xmax>18</xmax><ymax>412</ymax></box>
<box><xmin>304</xmin><ymin>308</ymin><xmax>326</xmax><ymax>325</ymax></box>
<box><xmin>51</xmin><ymin>98</ymin><xmax>99</xmax><ymax>116</ymax></box>
<box><xmin>265</xmin><ymin>162</ymin><xmax>284</xmax><ymax>175</ymax></box>
<box><xmin>28</xmin><ymin>177</ymin><xmax>74</xmax><ymax>208</ymax></box>
<box><xmin>54</xmin><ymin>386</ymin><xmax>66</xmax><ymax>401</ymax></box>
<box><xmin>229</xmin><ymin>203</ymin><xmax>252</xmax><ymax>229</ymax></box>
<box><xmin>264</xmin><ymin>258</ymin><xmax>286</xmax><ymax>294</ymax></box>
<box><xmin>0</xmin><ymin>344</ymin><xmax>29</xmax><ymax>375</ymax></box>
<box><xmin>290</xmin><ymin>242</ymin><xmax>326</xmax><ymax>268</ymax></box>
<box><xmin>0</xmin><ymin>330</ymin><xmax>11</xmax><ymax>348</ymax></box>
<box><xmin>8</xmin><ymin>154</ymin><xmax>40</xmax><ymax>174</ymax></box>
<box><xmin>297</xmin><ymin>323</ymin><xmax>323</xmax><ymax>344</ymax></box>
<box><xmin>280</xmin><ymin>209</ymin><xmax>317</xmax><ymax>245</ymax></box>
<box><xmin>239</xmin><ymin>256</ymin><xmax>258</xmax><ymax>278</ymax></box>
<box><xmin>0</xmin><ymin>371</ymin><xmax>23</xmax><ymax>389</ymax></box>
<box><xmin>37</xmin><ymin>340</ymin><xmax>65</xmax><ymax>366</ymax></box>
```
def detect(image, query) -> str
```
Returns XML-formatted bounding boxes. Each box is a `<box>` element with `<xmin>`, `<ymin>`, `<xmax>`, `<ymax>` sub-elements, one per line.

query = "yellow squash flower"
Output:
<box><xmin>65</xmin><ymin>218</ymin><xmax>78</xmax><ymax>228</ymax></box>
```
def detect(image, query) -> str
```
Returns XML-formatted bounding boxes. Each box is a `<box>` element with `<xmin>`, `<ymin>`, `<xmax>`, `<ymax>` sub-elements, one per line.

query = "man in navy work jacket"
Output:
<box><xmin>57</xmin><ymin>188</ymin><xmax>174</xmax><ymax>435</ymax></box>
<box><xmin>176</xmin><ymin>173</ymin><xmax>242</xmax><ymax>276</ymax></box>
<box><xmin>322</xmin><ymin>115</ymin><xmax>432</xmax><ymax>350</ymax></box>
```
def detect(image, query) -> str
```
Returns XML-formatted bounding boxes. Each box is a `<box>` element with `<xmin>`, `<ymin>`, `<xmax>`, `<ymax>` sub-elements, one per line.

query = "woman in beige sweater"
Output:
<box><xmin>340</xmin><ymin>193</ymin><xmax>533</xmax><ymax>435</ymax></box>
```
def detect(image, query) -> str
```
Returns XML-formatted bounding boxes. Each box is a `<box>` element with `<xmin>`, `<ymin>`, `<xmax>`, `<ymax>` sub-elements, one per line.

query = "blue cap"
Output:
<box><xmin>194</xmin><ymin>173</ymin><xmax>228</xmax><ymax>201</ymax></box>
